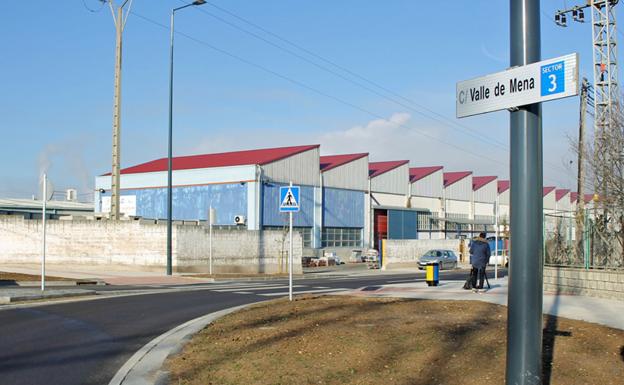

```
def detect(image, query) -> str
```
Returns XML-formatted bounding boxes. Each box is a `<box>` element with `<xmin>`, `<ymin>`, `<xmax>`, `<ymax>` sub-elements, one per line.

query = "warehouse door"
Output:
<box><xmin>373</xmin><ymin>209</ymin><xmax>388</xmax><ymax>251</ymax></box>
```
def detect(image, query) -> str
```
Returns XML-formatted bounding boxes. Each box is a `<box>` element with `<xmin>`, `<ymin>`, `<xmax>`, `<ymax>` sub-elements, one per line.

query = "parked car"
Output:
<box><xmin>488</xmin><ymin>250</ymin><xmax>509</xmax><ymax>267</ymax></box>
<box><xmin>417</xmin><ymin>249</ymin><xmax>458</xmax><ymax>270</ymax></box>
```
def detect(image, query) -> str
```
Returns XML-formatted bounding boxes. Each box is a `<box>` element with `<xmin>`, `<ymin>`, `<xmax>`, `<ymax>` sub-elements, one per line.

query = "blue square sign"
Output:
<box><xmin>541</xmin><ymin>61</ymin><xmax>565</xmax><ymax>96</ymax></box>
<box><xmin>279</xmin><ymin>186</ymin><xmax>300</xmax><ymax>212</ymax></box>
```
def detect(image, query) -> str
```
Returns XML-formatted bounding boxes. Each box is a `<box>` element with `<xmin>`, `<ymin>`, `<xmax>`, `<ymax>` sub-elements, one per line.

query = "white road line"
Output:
<box><xmin>260</xmin><ymin>288</ymin><xmax>349</xmax><ymax>297</ymax></box>
<box><xmin>232</xmin><ymin>291</ymin><xmax>254</xmax><ymax>295</ymax></box>
<box><xmin>213</xmin><ymin>285</ymin><xmax>305</xmax><ymax>292</ymax></box>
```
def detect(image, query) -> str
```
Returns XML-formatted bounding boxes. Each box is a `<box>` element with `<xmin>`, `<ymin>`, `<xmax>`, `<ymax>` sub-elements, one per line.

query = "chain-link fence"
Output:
<box><xmin>544</xmin><ymin>210</ymin><xmax>624</xmax><ymax>269</ymax></box>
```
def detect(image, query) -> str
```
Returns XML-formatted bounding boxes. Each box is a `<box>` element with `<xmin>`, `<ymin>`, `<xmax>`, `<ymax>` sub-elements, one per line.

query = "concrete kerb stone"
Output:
<box><xmin>0</xmin><ymin>288</ymin><xmax>96</xmax><ymax>304</ymax></box>
<box><xmin>108</xmin><ymin>302</ymin><xmax>262</xmax><ymax>385</ymax></box>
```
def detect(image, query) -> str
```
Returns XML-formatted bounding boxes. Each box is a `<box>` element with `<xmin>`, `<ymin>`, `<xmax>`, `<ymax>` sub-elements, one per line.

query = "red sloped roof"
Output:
<box><xmin>570</xmin><ymin>192</ymin><xmax>578</xmax><ymax>203</ymax></box>
<box><xmin>555</xmin><ymin>189</ymin><xmax>570</xmax><ymax>201</ymax></box>
<box><xmin>543</xmin><ymin>186</ymin><xmax>556</xmax><ymax>197</ymax></box>
<box><xmin>472</xmin><ymin>176</ymin><xmax>497</xmax><ymax>191</ymax></box>
<box><xmin>368</xmin><ymin>160</ymin><xmax>409</xmax><ymax>178</ymax></box>
<box><xmin>443</xmin><ymin>171</ymin><xmax>472</xmax><ymax>187</ymax></box>
<box><xmin>498</xmin><ymin>180</ymin><xmax>510</xmax><ymax>193</ymax></box>
<box><xmin>409</xmin><ymin>166</ymin><xmax>443</xmax><ymax>183</ymax></box>
<box><xmin>106</xmin><ymin>144</ymin><xmax>320</xmax><ymax>175</ymax></box>
<box><xmin>320</xmin><ymin>153</ymin><xmax>368</xmax><ymax>172</ymax></box>
<box><xmin>584</xmin><ymin>194</ymin><xmax>595</xmax><ymax>203</ymax></box>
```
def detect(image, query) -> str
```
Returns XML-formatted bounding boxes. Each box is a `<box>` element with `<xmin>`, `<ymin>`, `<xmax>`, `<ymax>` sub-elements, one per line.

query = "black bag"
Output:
<box><xmin>462</xmin><ymin>270</ymin><xmax>474</xmax><ymax>290</ymax></box>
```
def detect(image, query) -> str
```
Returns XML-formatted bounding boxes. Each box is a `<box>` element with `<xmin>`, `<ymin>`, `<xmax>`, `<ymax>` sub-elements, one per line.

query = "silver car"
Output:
<box><xmin>417</xmin><ymin>249</ymin><xmax>458</xmax><ymax>270</ymax></box>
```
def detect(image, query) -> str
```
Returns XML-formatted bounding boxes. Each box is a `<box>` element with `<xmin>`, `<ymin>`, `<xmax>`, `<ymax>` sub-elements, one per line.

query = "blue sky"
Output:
<box><xmin>0</xmin><ymin>1</ymin><xmax>605</xmax><ymax>200</ymax></box>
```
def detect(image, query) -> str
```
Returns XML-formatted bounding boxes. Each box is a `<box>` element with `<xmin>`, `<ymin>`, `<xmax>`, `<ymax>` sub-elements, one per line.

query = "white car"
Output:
<box><xmin>488</xmin><ymin>250</ymin><xmax>509</xmax><ymax>267</ymax></box>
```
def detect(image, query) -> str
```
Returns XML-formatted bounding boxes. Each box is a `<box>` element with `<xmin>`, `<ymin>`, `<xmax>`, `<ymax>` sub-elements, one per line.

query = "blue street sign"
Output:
<box><xmin>540</xmin><ymin>60</ymin><xmax>565</xmax><ymax>96</ymax></box>
<box><xmin>279</xmin><ymin>186</ymin><xmax>300</xmax><ymax>212</ymax></box>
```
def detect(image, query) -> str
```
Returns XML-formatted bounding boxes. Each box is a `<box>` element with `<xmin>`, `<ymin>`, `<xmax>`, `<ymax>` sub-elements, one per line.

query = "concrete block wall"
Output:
<box><xmin>0</xmin><ymin>217</ymin><xmax>303</xmax><ymax>274</ymax></box>
<box><xmin>176</xmin><ymin>226</ymin><xmax>303</xmax><ymax>274</ymax></box>
<box><xmin>544</xmin><ymin>267</ymin><xmax>624</xmax><ymax>301</ymax></box>
<box><xmin>384</xmin><ymin>239</ymin><xmax>461</xmax><ymax>267</ymax></box>
<box><xmin>0</xmin><ymin>216</ymin><xmax>166</xmax><ymax>266</ymax></box>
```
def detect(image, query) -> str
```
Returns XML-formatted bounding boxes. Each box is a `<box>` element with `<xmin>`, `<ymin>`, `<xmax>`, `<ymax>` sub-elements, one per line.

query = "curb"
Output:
<box><xmin>0</xmin><ymin>289</ymin><xmax>97</xmax><ymax>304</ymax></box>
<box><xmin>108</xmin><ymin>302</ymin><xmax>261</xmax><ymax>385</ymax></box>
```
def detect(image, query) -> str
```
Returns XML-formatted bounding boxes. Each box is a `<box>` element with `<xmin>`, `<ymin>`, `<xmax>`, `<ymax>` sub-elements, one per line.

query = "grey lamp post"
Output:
<box><xmin>167</xmin><ymin>0</ymin><xmax>206</xmax><ymax>276</ymax></box>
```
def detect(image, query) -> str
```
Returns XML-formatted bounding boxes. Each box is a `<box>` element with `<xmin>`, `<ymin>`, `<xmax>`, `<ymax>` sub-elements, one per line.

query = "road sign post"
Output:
<box><xmin>279</xmin><ymin>183</ymin><xmax>300</xmax><ymax>301</ymax></box>
<box><xmin>456</xmin><ymin>2</ymin><xmax>573</xmax><ymax>382</ymax></box>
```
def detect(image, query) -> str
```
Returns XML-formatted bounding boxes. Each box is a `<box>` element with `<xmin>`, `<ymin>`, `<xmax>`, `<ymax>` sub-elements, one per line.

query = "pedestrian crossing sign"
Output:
<box><xmin>279</xmin><ymin>186</ymin><xmax>300</xmax><ymax>212</ymax></box>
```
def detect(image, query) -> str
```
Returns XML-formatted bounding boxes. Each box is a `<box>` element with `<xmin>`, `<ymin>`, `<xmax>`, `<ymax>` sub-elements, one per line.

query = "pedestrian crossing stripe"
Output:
<box><xmin>279</xmin><ymin>186</ymin><xmax>300</xmax><ymax>212</ymax></box>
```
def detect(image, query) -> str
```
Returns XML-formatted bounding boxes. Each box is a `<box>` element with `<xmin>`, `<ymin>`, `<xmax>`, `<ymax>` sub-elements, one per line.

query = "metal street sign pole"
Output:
<box><xmin>289</xmin><ymin>181</ymin><xmax>293</xmax><ymax>302</ymax></box>
<box><xmin>507</xmin><ymin>1</ymin><xmax>544</xmax><ymax>384</ymax></box>
<box><xmin>41</xmin><ymin>173</ymin><xmax>47</xmax><ymax>292</ymax></box>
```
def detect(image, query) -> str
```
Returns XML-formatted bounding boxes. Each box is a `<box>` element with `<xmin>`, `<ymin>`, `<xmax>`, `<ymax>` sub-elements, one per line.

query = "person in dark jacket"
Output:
<box><xmin>468</xmin><ymin>232</ymin><xmax>491</xmax><ymax>292</ymax></box>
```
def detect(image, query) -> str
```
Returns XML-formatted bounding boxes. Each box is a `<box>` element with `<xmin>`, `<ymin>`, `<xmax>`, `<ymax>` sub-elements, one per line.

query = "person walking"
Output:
<box><xmin>468</xmin><ymin>232</ymin><xmax>491</xmax><ymax>292</ymax></box>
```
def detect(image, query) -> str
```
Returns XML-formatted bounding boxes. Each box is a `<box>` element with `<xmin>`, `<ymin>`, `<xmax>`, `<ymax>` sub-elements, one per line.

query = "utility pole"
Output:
<box><xmin>107</xmin><ymin>0</ymin><xmax>133</xmax><ymax>220</ymax></box>
<box><xmin>576</xmin><ymin>78</ymin><xmax>589</xmax><ymax>258</ymax></box>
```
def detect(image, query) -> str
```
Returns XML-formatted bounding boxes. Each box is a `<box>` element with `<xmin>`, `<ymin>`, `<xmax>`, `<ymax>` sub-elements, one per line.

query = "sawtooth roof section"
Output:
<box><xmin>107</xmin><ymin>145</ymin><xmax>320</xmax><ymax>175</ymax></box>
<box><xmin>571</xmin><ymin>192</ymin><xmax>578</xmax><ymax>203</ymax></box>
<box><xmin>555</xmin><ymin>189</ymin><xmax>570</xmax><ymax>201</ymax></box>
<box><xmin>320</xmin><ymin>153</ymin><xmax>368</xmax><ymax>172</ymax></box>
<box><xmin>584</xmin><ymin>194</ymin><xmax>595</xmax><ymax>203</ymax></box>
<box><xmin>409</xmin><ymin>166</ymin><xmax>443</xmax><ymax>183</ymax></box>
<box><xmin>498</xmin><ymin>180</ymin><xmax>510</xmax><ymax>194</ymax></box>
<box><xmin>543</xmin><ymin>186</ymin><xmax>556</xmax><ymax>197</ymax></box>
<box><xmin>368</xmin><ymin>160</ymin><xmax>409</xmax><ymax>178</ymax></box>
<box><xmin>472</xmin><ymin>176</ymin><xmax>497</xmax><ymax>191</ymax></box>
<box><xmin>443</xmin><ymin>171</ymin><xmax>472</xmax><ymax>187</ymax></box>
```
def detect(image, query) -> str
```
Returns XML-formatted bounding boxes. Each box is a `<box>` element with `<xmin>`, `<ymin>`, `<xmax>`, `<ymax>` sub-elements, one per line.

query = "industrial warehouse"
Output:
<box><xmin>92</xmin><ymin>144</ymin><xmax>595</xmax><ymax>259</ymax></box>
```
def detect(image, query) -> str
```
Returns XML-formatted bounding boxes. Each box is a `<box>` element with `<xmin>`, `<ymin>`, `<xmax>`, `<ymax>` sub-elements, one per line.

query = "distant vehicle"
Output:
<box><xmin>417</xmin><ymin>249</ymin><xmax>458</xmax><ymax>270</ymax></box>
<box><xmin>488</xmin><ymin>250</ymin><xmax>509</xmax><ymax>267</ymax></box>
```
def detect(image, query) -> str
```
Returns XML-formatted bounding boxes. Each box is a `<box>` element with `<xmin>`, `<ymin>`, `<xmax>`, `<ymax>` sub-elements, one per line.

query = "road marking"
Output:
<box><xmin>260</xmin><ymin>288</ymin><xmax>349</xmax><ymax>297</ymax></box>
<box><xmin>213</xmin><ymin>285</ymin><xmax>304</xmax><ymax>292</ymax></box>
<box><xmin>233</xmin><ymin>291</ymin><xmax>254</xmax><ymax>295</ymax></box>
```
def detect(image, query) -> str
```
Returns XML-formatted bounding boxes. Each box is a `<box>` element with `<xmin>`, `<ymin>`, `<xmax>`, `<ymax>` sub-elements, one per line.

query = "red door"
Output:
<box><xmin>374</xmin><ymin>209</ymin><xmax>388</xmax><ymax>251</ymax></box>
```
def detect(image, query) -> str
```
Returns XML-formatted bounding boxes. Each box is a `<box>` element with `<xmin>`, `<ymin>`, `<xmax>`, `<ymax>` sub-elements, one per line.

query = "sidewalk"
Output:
<box><xmin>0</xmin><ymin>263</ymin><xmax>214</xmax><ymax>285</ymax></box>
<box><xmin>346</xmin><ymin>276</ymin><xmax>624</xmax><ymax>330</ymax></box>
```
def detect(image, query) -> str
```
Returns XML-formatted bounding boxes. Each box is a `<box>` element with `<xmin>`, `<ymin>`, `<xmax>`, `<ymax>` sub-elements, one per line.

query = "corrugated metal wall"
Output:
<box><xmin>387</xmin><ymin>209</ymin><xmax>418</xmax><ymax>239</ymax></box>
<box><xmin>101</xmin><ymin>183</ymin><xmax>247</xmax><ymax>224</ymax></box>
<box><xmin>262</xmin><ymin>147</ymin><xmax>320</xmax><ymax>186</ymax></box>
<box><xmin>411</xmin><ymin>170</ymin><xmax>443</xmax><ymax>198</ymax></box>
<box><xmin>445</xmin><ymin>176</ymin><xmax>471</xmax><ymax>201</ymax></box>
<box><xmin>544</xmin><ymin>192</ymin><xmax>556</xmax><ymax>211</ymax></box>
<box><xmin>323</xmin><ymin>188</ymin><xmax>365</xmax><ymax>228</ymax></box>
<box><xmin>371</xmin><ymin>164</ymin><xmax>409</xmax><ymax>195</ymax></box>
<box><xmin>499</xmin><ymin>190</ymin><xmax>510</xmax><ymax>205</ymax></box>
<box><xmin>323</xmin><ymin>156</ymin><xmax>368</xmax><ymax>191</ymax></box>
<box><xmin>95</xmin><ymin>165</ymin><xmax>256</xmax><ymax>190</ymax></box>
<box><xmin>262</xmin><ymin>183</ymin><xmax>315</xmax><ymax>227</ymax></box>
<box><xmin>474</xmin><ymin>180</ymin><xmax>497</xmax><ymax>203</ymax></box>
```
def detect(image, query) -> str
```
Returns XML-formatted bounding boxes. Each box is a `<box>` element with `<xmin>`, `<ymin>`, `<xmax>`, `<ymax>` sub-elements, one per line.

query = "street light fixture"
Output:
<box><xmin>167</xmin><ymin>0</ymin><xmax>206</xmax><ymax>276</ymax></box>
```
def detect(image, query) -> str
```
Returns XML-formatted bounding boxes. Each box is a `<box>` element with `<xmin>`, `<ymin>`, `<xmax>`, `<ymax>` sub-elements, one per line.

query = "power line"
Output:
<box><xmin>132</xmin><ymin>10</ymin><xmax>508</xmax><ymax>172</ymax></box>
<box><xmin>185</xmin><ymin>0</ymin><xmax>510</xmax><ymax>151</ymax></box>
<box><xmin>182</xmin><ymin>1</ymin><xmax>581</xmax><ymax>184</ymax></box>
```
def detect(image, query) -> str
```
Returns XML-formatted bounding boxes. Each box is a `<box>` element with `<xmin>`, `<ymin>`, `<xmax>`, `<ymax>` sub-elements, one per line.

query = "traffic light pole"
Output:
<box><xmin>506</xmin><ymin>1</ymin><xmax>544</xmax><ymax>384</ymax></box>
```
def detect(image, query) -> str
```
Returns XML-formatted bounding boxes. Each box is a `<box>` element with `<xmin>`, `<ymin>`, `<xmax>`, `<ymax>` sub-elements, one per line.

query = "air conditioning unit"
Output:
<box><xmin>234</xmin><ymin>215</ymin><xmax>246</xmax><ymax>225</ymax></box>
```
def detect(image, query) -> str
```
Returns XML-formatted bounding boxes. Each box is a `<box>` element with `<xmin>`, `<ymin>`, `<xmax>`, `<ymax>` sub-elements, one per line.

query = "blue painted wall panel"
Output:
<box><xmin>103</xmin><ymin>184</ymin><xmax>247</xmax><ymax>224</ymax></box>
<box><xmin>323</xmin><ymin>188</ymin><xmax>364</xmax><ymax>228</ymax></box>
<box><xmin>263</xmin><ymin>183</ymin><xmax>314</xmax><ymax>227</ymax></box>
<box><xmin>388</xmin><ymin>209</ymin><xmax>418</xmax><ymax>240</ymax></box>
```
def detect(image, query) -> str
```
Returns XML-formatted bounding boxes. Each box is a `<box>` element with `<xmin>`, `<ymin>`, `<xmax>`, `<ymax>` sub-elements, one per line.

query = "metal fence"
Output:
<box><xmin>544</xmin><ymin>210</ymin><xmax>624</xmax><ymax>270</ymax></box>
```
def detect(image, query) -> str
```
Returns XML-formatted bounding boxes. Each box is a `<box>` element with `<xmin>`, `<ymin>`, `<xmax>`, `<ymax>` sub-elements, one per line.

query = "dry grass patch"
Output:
<box><xmin>167</xmin><ymin>296</ymin><xmax>624</xmax><ymax>385</ymax></box>
<box><xmin>0</xmin><ymin>272</ymin><xmax>73</xmax><ymax>282</ymax></box>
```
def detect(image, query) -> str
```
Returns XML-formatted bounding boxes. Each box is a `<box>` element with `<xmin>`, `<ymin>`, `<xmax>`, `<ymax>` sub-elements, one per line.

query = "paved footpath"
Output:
<box><xmin>346</xmin><ymin>277</ymin><xmax>624</xmax><ymax>330</ymax></box>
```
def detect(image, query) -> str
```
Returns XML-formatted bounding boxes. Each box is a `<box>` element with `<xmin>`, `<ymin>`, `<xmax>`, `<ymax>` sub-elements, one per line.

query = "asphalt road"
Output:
<box><xmin>0</xmin><ymin>268</ymin><xmax>506</xmax><ymax>385</ymax></box>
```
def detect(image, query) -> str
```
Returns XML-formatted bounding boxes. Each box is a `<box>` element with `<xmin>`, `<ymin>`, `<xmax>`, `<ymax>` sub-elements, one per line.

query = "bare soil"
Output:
<box><xmin>167</xmin><ymin>296</ymin><xmax>624</xmax><ymax>385</ymax></box>
<box><xmin>0</xmin><ymin>271</ymin><xmax>74</xmax><ymax>282</ymax></box>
